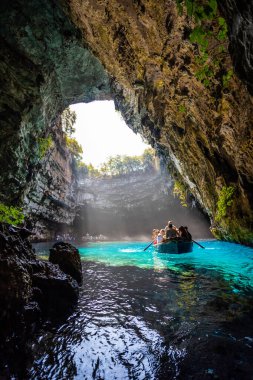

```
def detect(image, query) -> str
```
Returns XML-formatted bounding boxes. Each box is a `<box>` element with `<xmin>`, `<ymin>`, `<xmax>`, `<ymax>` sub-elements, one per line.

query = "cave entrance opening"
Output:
<box><xmin>68</xmin><ymin>100</ymin><xmax>150</xmax><ymax>169</ymax></box>
<box><xmin>58</xmin><ymin>100</ymin><xmax>212</xmax><ymax>242</ymax></box>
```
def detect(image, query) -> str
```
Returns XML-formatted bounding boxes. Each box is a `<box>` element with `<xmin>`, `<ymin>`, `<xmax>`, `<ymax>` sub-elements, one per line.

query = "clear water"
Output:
<box><xmin>28</xmin><ymin>240</ymin><xmax>253</xmax><ymax>379</ymax></box>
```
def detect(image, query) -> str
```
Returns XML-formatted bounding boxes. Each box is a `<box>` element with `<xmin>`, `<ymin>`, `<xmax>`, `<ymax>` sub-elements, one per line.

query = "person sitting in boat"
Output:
<box><xmin>184</xmin><ymin>226</ymin><xmax>192</xmax><ymax>241</ymax></box>
<box><xmin>160</xmin><ymin>229</ymin><xmax>166</xmax><ymax>242</ymax></box>
<box><xmin>156</xmin><ymin>230</ymin><xmax>164</xmax><ymax>244</ymax></box>
<box><xmin>152</xmin><ymin>229</ymin><xmax>159</xmax><ymax>241</ymax></box>
<box><xmin>165</xmin><ymin>220</ymin><xmax>178</xmax><ymax>233</ymax></box>
<box><xmin>165</xmin><ymin>223</ymin><xmax>178</xmax><ymax>239</ymax></box>
<box><xmin>178</xmin><ymin>226</ymin><xmax>189</xmax><ymax>240</ymax></box>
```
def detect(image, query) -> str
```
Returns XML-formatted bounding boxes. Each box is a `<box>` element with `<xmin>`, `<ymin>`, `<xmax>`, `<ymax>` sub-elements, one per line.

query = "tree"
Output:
<box><xmin>61</xmin><ymin>107</ymin><xmax>77</xmax><ymax>136</ymax></box>
<box><xmin>65</xmin><ymin>136</ymin><xmax>83</xmax><ymax>162</ymax></box>
<box><xmin>142</xmin><ymin>148</ymin><xmax>155</xmax><ymax>171</ymax></box>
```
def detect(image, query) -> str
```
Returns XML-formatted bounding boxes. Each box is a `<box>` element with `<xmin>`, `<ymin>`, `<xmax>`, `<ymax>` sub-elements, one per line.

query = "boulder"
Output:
<box><xmin>32</xmin><ymin>261</ymin><xmax>79</xmax><ymax>314</ymax></box>
<box><xmin>49</xmin><ymin>242</ymin><xmax>82</xmax><ymax>285</ymax></box>
<box><xmin>0</xmin><ymin>224</ymin><xmax>80</xmax><ymax>335</ymax></box>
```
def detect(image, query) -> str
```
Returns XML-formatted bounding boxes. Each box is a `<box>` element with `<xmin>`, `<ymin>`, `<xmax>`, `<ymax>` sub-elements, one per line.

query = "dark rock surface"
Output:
<box><xmin>49</xmin><ymin>241</ymin><xmax>82</xmax><ymax>285</ymax></box>
<box><xmin>0</xmin><ymin>223</ymin><xmax>80</xmax><ymax>373</ymax></box>
<box><xmin>219</xmin><ymin>0</ymin><xmax>253</xmax><ymax>95</ymax></box>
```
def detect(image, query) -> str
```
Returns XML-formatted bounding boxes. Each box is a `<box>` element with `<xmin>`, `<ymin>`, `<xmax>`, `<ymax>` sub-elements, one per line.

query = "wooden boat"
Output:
<box><xmin>155</xmin><ymin>239</ymin><xmax>193</xmax><ymax>254</ymax></box>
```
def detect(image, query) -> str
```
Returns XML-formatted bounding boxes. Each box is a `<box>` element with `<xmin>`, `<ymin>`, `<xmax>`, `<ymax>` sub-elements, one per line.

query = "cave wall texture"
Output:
<box><xmin>23</xmin><ymin>120</ymin><xmax>78</xmax><ymax>241</ymax></box>
<box><xmin>0</xmin><ymin>0</ymin><xmax>252</xmax><ymax>244</ymax></box>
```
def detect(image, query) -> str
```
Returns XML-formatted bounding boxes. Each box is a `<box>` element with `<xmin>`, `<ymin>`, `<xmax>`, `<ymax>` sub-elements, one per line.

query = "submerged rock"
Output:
<box><xmin>49</xmin><ymin>241</ymin><xmax>82</xmax><ymax>285</ymax></box>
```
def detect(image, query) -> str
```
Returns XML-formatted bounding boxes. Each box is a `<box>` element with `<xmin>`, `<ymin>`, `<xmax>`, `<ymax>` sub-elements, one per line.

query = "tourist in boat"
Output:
<box><xmin>165</xmin><ymin>223</ymin><xmax>178</xmax><ymax>239</ymax></box>
<box><xmin>165</xmin><ymin>220</ymin><xmax>178</xmax><ymax>234</ymax></box>
<box><xmin>184</xmin><ymin>226</ymin><xmax>192</xmax><ymax>241</ymax></box>
<box><xmin>156</xmin><ymin>230</ymin><xmax>164</xmax><ymax>244</ymax></box>
<box><xmin>152</xmin><ymin>229</ymin><xmax>159</xmax><ymax>240</ymax></box>
<box><xmin>178</xmin><ymin>226</ymin><xmax>189</xmax><ymax>240</ymax></box>
<box><xmin>160</xmin><ymin>229</ymin><xmax>166</xmax><ymax>242</ymax></box>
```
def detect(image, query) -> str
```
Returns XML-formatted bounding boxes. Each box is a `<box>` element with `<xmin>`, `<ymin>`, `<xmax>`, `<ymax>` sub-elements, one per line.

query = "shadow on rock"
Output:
<box><xmin>0</xmin><ymin>223</ymin><xmax>82</xmax><ymax>378</ymax></box>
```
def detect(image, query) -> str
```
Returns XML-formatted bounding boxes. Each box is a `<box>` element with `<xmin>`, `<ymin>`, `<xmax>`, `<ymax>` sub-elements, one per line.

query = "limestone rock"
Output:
<box><xmin>32</xmin><ymin>261</ymin><xmax>79</xmax><ymax>313</ymax></box>
<box><xmin>49</xmin><ymin>242</ymin><xmax>82</xmax><ymax>285</ymax></box>
<box><xmin>0</xmin><ymin>223</ymin><xmax>79</xmax><ymax>336</ymax></box>
<box><xmin>23</xmin><ymin>120</ymin><xmax>78</xmax><ymax>241</ymax></box>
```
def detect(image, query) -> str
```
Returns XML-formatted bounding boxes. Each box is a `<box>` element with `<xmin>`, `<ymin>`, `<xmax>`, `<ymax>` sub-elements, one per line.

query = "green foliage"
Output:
<box><xmin>176</xmin><ymin>0</ymin><xmax>217</xmax><ymax>21</ymax></box>
<box><xmin>189</xmin><ymin>26</ymin><xmax>209</xmax><ymax>51</ymax></box>
<box><xmin>79</xmin><ymin>148</ymin><xmax>156</xmax><ymax>178</ymax></box>
<box><xmin>195</xmin><ymin>64</ymin><xmax>214</xmax><ymax>87</ymax></box>
<box><xmin>78</xmin><ymin>163</ymin><xmax>100</xmax><ymax>177</ymax></box>
<box><xmin>173</xmin><ymin>180</ymin><xmax>188</xmax><ymax>207</ymax></box>
<box><xmin>217</xmin><ymin>17</ymin><xmax>228</xmax><ymax>41</ymax></box>
<box><xmin>176</xmin><ymin>0</ymin><xmax>233</xmax><ymax>89</ymax></box>
<box><xmin>38</xmin><ymin>136</ymin><xmax>53</xmax><ymax>159</ymax></box>
<box><xmin>142</xmin><ymin>148</ymin><xmax>156</xmax><ymax>169</ymax></box>
<box><xmin>65</xmin><ymin>136</ymin><xmax>83</xmax><ymax>162</ymax></box>
<box><xmin>215</xmin><ymin>185</ymin><xmax>235</xmax><ymax>221</ymax></box>
<box><xmin>101</xmin><ymin>148</ymin><xmax>155</xmax><ymax>176</ymax></box>
<box><xmin>176</xmin><ymin>0</ymin><xmax>184</xmax><ymax>15</ymax></box>
<box><xmin>0</xmin><ymin>203</ymin><xmax>24</xmax><ymax>226</ymax></box>
<box><xmin>61</xmin><ymin>107</ymin><xmax>77</xmax><ymax>136</ymax></box>
<box><xmin>178</xmin><ymin>104</ymin><xmax>187</xmax><ymax>113</ymax></box>
<box><xmin>222</xmin><ymin>69</ymin><xmax>233</xmax><ymax>88</ymax></box>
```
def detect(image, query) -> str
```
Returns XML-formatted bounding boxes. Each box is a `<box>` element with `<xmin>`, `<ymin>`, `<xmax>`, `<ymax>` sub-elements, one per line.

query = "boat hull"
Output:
<box><xmin>156</xmin><ymin>240</ymin><xmax>193</xmax><ymax>254</ymax></box>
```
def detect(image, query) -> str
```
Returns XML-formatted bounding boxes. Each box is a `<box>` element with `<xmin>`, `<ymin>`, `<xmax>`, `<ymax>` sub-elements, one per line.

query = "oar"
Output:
<box><xmin>192</xmin><ymin>239</ymin><xmax>205</xmax><ymax>249</ymax></box>
<box><xmin>143</xmin><ymin>239</ymin><xmax>156</xmax><ymax>251</ymax></box>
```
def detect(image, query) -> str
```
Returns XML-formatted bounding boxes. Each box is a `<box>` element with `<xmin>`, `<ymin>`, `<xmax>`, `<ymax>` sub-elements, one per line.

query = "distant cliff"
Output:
<box><xmin>75</xmin><ymin>171</ymin><xmax>212</xmax><ymax>240</ymax></box>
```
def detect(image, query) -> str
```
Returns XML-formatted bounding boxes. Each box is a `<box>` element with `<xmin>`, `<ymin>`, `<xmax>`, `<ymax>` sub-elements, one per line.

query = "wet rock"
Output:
<box><xmin>49</xmin><ymin>242</ymin><xmax>82</xmax><ymax>285</ymax></box>
<box><xmin>0</xmin><ymin>223</ymin><xmax>80</xmax><ymax>335</ymax></box>
<box><xmin>32</xmin><ymin>261</ymin><xmax>79</xmax><ymax>314</ymax></box>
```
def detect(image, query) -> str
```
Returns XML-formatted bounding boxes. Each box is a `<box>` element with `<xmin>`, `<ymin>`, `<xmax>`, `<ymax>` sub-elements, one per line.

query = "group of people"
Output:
<box><xmin>152</xmin><ymin>221</ymin><xmax>192</xmax><ymax>244</ymax></box>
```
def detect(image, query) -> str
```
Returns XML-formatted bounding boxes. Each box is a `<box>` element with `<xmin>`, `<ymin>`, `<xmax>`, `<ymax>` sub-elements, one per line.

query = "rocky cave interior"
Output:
<box><xmin>1</xmin><ymin>0</ymin><xmax>253</xmax><ymax>377</ymax></box>
<box><xmin>0</xmin><ymin>0</ymin><xmax>253</xmax><ymax>245</ymax></box>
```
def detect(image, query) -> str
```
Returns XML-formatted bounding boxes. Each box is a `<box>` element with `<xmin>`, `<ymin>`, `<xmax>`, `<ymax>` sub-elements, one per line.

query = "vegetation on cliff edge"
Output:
<box><xmin>78</xmin><ymin>148</ymin><xmax>156</xmax><ymax>178</ymax></box>
<box><xmin>0</xmin><ymin>203</ymin><xmax>24</xmax><ymax>226</ymax></box>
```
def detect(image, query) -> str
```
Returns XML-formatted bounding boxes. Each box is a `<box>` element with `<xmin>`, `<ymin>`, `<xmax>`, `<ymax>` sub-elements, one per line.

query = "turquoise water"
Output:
<box><xmin>29</xmin><ymin>240</ymin><xmax>253</xmax><ymax>379</ymax></box>
<box><xmin>77</xmin><ymin>240</ymin><xmax>253</xmax><ymax>290</ymax></box>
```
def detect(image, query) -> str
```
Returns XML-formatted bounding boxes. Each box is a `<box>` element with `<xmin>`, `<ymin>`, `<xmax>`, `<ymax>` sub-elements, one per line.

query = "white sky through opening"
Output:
<box><xmin>70</xmin><ymin>101</ymin><xmax>150</xmax><ymax>167</ymax></box>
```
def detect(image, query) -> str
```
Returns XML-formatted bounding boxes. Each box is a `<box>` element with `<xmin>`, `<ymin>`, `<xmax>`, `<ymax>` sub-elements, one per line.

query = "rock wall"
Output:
<box><xmin>23</xmin><ymin>120</ymin><xmax>77</xmax><ymax>241</ymax></box>
<box><xmin>0</xmin><ymin>0</ymin><xmax>252</xmax><ymax>244</ymax></box>
<box><xmin>75</xmin><ymin>170</ymin><xmax>212</xmax><ymax>240</ymax></box>
<box><xmin>0</xmin><ymin>224</ymin><xmax>80</xmax><ymax>376</ymax></box>
<box><xmin>65</xmin><ymin>0</ymin><xmax>253</xmax><ymax>244</ymax></box>
<box><xmin>219</xmin><ymin>0</ymin><xmax>253</xmax><ymax>95</ymax></box>
<box><xmin>0</xmin><ymin>0</ymin><xmax>111</xmax><ymax>204</ymax></box>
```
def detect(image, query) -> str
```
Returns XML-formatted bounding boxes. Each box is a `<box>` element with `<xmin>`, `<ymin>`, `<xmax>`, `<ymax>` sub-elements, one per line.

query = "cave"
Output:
<box><xmin>1</xmin><ymin>1</ymin><xmax>253</xmax><ymax>378</ymax></box>
<box><xmin>0</xmin><ymin>0</ymin><xmax>253</xmax><ymax>245</ymax></box>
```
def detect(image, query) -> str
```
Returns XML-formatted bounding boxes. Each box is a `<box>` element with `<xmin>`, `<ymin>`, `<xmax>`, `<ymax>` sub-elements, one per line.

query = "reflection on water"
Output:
<box><xmin>28</xmin><ymin>241</ymin><xmax>253</xmax><ymax>379</ymax></box>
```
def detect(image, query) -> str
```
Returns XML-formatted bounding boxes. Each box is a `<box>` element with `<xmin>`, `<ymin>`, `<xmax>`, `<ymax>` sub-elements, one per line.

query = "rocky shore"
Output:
<box><xmin>0</xmin><ymin>223</ymin><xmax>82</xmax><ymax>377</ymax></box>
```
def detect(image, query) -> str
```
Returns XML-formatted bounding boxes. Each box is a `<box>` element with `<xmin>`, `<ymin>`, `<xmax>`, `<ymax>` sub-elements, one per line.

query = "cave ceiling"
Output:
<box><xmin>0</xmin><ymin>0</ymin><xmax>252</xmax><ymax>244</ymax></box>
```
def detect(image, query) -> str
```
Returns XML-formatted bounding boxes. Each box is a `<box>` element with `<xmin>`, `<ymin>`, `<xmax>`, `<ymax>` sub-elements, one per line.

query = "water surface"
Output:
<box><xmin>29</xmin><ymin>240</ymin><xmax>253</xmax><ymax>379</ymax></box>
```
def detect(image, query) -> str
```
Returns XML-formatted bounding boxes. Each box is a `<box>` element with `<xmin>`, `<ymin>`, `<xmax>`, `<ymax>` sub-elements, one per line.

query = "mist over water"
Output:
<box><xmin>74</xmin><ymin>171</ymin><xmax>212</xmax><ymax>241</ymax></box>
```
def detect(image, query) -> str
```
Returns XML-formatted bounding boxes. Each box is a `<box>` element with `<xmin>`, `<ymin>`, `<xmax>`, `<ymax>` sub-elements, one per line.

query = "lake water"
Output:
<box><xmin>29</xmin><ymin>240</ymin><xmax>253</xmax><ymax>379</ymax></box>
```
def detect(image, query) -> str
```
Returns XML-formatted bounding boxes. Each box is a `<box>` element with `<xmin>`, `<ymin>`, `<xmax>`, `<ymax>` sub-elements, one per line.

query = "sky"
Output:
<box><xmin>70</xmin><ymin>101</ymin><xmax>149</xmax><ymax>167</ymax></box>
